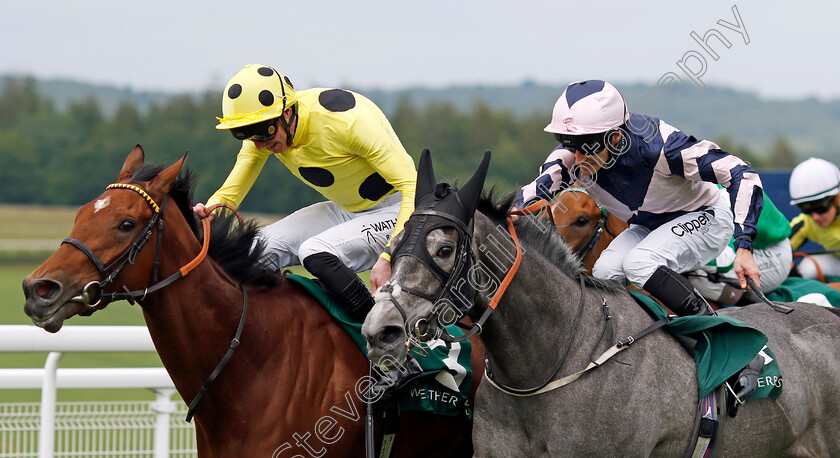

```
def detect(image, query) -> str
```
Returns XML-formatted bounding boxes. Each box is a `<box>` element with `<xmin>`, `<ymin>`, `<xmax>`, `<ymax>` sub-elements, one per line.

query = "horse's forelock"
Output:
<box><xmin>475</xmin><ymin>188</ymin><xmax>515</xmax><ymax>225</ymax></box>
<box><xmin>128</xmin><ymin>163</ymin><xmax>197</xmax><ymax>232</ymax></box>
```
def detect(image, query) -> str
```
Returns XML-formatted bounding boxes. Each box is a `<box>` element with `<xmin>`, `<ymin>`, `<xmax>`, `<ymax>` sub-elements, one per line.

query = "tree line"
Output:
<box><xmin>0</xmin><ymin>76</ymin><xmax>797</xmax><ymax>214</ymax></box>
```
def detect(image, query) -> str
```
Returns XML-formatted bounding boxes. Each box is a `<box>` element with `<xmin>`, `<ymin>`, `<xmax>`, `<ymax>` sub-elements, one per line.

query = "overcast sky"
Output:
<box><xmin>1</xmin><ymin>0</ymin><xmax>836</xmax><ymax>101</ymax></box>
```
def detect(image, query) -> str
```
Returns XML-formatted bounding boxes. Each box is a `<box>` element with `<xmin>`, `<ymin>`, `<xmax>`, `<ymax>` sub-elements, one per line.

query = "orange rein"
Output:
<box><xmin>487</xmin><ymin>201</ymin><xmax>548</xmax><ymax>310</ymax></box>
<box><xmin>792</xmin><ymin>252</ymin><xmax>827</xmax><ymax>284</ymax></box>
<box><xmin>180</xmin><ymin>203</ymin><xmax>241</xmax><ymax>277</ymax></box>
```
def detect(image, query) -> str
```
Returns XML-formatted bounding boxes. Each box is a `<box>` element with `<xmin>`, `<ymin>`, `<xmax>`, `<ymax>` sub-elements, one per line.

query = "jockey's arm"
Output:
<box><xmin>205</xmin><ymin>143</ymin><xmax>272</xmax><ymax>209</ymax></box>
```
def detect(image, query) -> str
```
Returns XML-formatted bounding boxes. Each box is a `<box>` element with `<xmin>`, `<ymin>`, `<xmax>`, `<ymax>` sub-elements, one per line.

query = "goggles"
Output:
<box><xmin>554</xmin><ymin>132</ymin><xmax>607</xmax><ymax>155</ymax></box>
<box><xmin>796</xmin><ymin>196</ymin><xmax>836</xmax><ymax>215</ymax></box>
<box><xmin>229</xmin><ymin>117</ymin><xmax>279</xmax><ymax>142</ymax></box>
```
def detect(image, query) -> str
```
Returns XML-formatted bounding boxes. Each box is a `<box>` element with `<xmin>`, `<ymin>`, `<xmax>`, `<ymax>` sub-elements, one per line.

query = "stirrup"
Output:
<box><xmin>725</xmin><ymin>381</ymin><xmax>748</xmax><ymax>418</ymax></box>
<box><xmin>724</xmin><ymin>354</ymin><xmax>763</xmax><ymax>418</ymax></box>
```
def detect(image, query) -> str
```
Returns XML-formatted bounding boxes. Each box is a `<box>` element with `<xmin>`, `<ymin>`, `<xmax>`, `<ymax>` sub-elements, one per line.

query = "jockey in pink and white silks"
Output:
<box><xmin>519</xmin><ymin>80</ymin><xmax>763</xmax><ymax>304</ymax></box>
<box><xmin>517</xmin><ymin>79</ymin><xmax>765</xmax><ymax>411</ymax></box>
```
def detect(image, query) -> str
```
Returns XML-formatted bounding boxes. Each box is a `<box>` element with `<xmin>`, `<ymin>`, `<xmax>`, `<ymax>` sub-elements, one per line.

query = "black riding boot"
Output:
<box><xmin>643</xmin><ymin>266</ymin><xmax>716</xmax><ymax>317</ymax></box>
<box><xmin>302</xmin><ymin>252</ymin><xmax>374</xmax><ymax>322</ymax></box>
<box><xmin>726</xmin><ymin>353</ymin><xmax>764</xmax><ymax>418</ymax></box>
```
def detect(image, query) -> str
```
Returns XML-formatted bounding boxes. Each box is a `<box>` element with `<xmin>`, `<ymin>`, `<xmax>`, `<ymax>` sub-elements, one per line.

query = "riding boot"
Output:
<box><xmin>302</xmin><ymin>252</ymin><xmax>374</xmax><ymax>322</ymax></box>
<box><xmin>372</xmin><ymin>355</ymin><xmax>425</xmax><ymax>395</ymax></box>
<box><xmin>725</xmin><ymin>353</ymin><xmax>765</xmax><ymax>418</ymax></box>
<box><xmin>643</xmin><ymin>266</ymin><xmax>716</xmax><ymax>317</ymax></box>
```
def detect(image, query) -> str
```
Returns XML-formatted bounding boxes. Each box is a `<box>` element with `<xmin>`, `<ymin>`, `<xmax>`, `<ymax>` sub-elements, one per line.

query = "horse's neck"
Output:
<box><xmin>137</xmin><ymin>212</ymin><xmax>368</xmax><ymax>440</ymax></box>
<box><xmin>470</xmin><ymin>216</ymin><xmax>613</xmax><ymax>384</ymax></box>
<box><xmin>137</xmin><ymin>215</ymin><xmax>253</xmax><ymax>392</ymax></box>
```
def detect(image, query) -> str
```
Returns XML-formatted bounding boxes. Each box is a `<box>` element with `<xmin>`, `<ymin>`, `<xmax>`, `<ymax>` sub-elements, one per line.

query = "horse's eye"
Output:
<box><xmin>574</xmin><ymin>216</ymin><xmax>590</xmax><ymax>226</ymax></box>
<box><xmin>118</xmin><ymin>219</ymin><xmax>136</xmax><ymax>232</ymax></box>
<box><xmin>437</xmin><ymin>246</ymin><xmax>454</xmax><ymax>257</ymax></box>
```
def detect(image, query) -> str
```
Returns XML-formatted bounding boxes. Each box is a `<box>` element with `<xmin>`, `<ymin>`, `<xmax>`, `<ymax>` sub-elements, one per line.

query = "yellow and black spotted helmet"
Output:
<box><xmin>216</xmin><ymin>64</ymin><xmax>297</xmax><ymax>131</ymax></box>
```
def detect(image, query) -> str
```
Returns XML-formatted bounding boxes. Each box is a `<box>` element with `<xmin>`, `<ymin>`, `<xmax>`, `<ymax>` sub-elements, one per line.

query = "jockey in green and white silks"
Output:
<box><xmin>195</xmin><ymin>64</ymin><xmax>417</xmax><ymax>324</ymax></box>
<box><xmin>691</xmin><ymin>190</ymin><xmax>792</xmax><ymax>305</ymax></box>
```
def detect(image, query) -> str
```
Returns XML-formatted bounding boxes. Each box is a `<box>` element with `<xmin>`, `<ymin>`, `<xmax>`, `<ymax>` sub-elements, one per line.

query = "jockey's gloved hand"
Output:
<box><xmin>372</xmin><ymin>356</ymin><xmax>425</xmax><ymax>396</ymax></box>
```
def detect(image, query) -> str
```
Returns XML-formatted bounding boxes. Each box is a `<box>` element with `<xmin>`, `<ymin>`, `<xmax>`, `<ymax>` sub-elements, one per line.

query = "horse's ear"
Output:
<box><xmin>147</xmin><ymin>152</ymin><xmax>188</xmax><ymax>198</ymax></box>
<box><xmin>415</xmin><ymin>148</ymin><xmax>436</xmax><ymax>205</ymax></box>
<box><xmin>117</xmin><ymin>145</ymin><xmax>145</xmax><ymax>183</ymax></box>
<box><xmin>457</xmin><ymin>150</ymin><xmax>491</xmax><ymax>216</ymax></box>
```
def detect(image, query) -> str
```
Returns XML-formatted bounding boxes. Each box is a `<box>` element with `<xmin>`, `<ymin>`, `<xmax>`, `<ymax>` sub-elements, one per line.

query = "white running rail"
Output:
<box><xmin>0</xmin><ymin>325</ymin><xmax>196</xmax><ymax>458</ymax></box>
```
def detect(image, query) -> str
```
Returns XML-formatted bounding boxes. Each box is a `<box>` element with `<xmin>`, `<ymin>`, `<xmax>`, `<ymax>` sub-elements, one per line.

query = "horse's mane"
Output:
<box><xmin>475</xmin><ymin>189</ymin><xmax>624</xmax><ymax>293</ymax></box>
<box><xmin>130</xmin><ymin>163</ymin><xmax>278</xmax><ymax>287</ymax></box>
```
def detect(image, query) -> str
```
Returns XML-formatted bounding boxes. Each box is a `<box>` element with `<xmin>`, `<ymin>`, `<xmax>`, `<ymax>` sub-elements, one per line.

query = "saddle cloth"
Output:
<box><xmin>286</xmin><ymin>274</ymin><xmax>473</xmax><ymax>417</ymax></box>
<box><xmin>629</xmin><ymin>290</ymin><xmax>783</xmax><ymax>401</ymax></box>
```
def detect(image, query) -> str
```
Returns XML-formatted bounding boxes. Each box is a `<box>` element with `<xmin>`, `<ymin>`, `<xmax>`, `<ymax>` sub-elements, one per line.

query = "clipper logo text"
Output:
<box><xmin>671</xmin><ymin>213</ymin><xmax>711</xmax><ymax>236</ymax></box>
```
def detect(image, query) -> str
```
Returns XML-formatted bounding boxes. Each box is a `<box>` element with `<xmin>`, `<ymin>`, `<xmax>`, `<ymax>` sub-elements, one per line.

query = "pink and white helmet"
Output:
<box><xmin>545</xmin><ymin>80</ymin><xmax>630</xmax><ymax>135</ymax></box>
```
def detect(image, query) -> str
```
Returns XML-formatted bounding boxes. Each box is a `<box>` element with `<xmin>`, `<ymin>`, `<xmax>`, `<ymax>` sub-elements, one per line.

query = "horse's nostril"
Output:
<box><xmin>33</xmin><ymin>280</ymin><xmax>61</xmax><ymax>301</ymax></box>
<box><xmin>378</xmin><ymin>326</ymin><xmax>403</xmax><ymax>346</ymax></box>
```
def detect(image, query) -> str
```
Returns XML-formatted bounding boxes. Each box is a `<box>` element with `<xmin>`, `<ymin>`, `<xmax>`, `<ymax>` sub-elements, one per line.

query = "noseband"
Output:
<box><xmin>386</xmin><ymin>202</ymin><xmax>477</xmax><ymax>343</ymax></box>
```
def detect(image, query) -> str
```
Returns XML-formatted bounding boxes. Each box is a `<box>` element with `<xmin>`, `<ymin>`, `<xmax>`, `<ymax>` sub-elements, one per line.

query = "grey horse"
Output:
<box><xmin>362</xmin><ymin>149</ymin><xmax>840</xmax><ymax>456</ymax></box>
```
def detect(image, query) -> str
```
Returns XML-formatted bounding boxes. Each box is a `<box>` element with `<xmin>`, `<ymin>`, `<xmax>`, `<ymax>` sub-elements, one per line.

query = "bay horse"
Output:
<box><xmin>362</xmin><ymin>149</ymin><xmax>840</xmax><ymax>456</ymax></box>
<box><xmin>548</xmin><ymin>186</ymin><xmax>627</xmax><ymax>274</ymax></box>
<box><xmin>22</xmin><ymin>145</ymin><xmax>481</xmax><ymax>457</ymax></box>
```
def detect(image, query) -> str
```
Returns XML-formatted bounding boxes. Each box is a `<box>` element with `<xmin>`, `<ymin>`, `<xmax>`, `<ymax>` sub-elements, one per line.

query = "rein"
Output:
<box><xmin>483</xmin><ymin>279</ymin><xmax>670</xmax><ymax>396</ymax></box>
<box><xmin>61</xmin><ymin>182</ymin><xmax>249</xmax><ymax>421</ymax></box>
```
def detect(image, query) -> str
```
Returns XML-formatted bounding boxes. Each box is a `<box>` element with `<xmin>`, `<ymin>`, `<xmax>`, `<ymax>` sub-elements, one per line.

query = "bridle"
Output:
<box><xmin>61</xmin><ymin>182</ymin><xmax>247</xmax><ymax>421</ymax></box>
<box><xmin>382</xmin><ymin>185</ymin><xmax>483</xmax><ymax>344</ymax></box>
<box><xmin>383</xmin><ymin>198</ymin><xmax>533</xmax><ymax>345</ymax></box>
<box><xmin>62</xmin><ymin>183</ymin><xmax>218</xmax><ymax>309</ymax></box>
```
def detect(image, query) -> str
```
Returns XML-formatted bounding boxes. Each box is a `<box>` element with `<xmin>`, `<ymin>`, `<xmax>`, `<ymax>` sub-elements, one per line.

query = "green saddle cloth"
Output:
<box><xmin>629</xmin><ymin>290</ymin><xmax>783</xmax><ymax>400</ymax></box>
<box><xmin>766</xmin><ymin>276</ymin><xmax>840</xmax><ymax>308</ymax></box>
<box><xmin>286</xmin><ymin>274</ymin><xmax>473</xmax><ymax>417</ymax></box>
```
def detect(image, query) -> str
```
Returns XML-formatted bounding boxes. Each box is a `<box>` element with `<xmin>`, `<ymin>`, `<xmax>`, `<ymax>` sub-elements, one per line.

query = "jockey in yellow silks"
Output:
<box><xmin>789</xmin><ymin>157</ymin><xmax>840</xmax><ymax>279</ymax></box>
<box><xmin>194</xmin><ymin>64</ymin><xmax>416</xmax><ymax>324</ymax></box>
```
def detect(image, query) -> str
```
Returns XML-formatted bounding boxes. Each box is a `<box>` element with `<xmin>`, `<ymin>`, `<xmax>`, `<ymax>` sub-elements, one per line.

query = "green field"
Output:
<box><xmin>0</xmin><ymin>204</ymin><xmax>368</xmax><ymax>404</ymax></box>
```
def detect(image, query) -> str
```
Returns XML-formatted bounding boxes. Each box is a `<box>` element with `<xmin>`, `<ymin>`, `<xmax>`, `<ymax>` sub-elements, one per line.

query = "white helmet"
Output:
<box><xmin>789</xmin><ymin>158</ymin><xmax>840</xmax><ymax>205</ymax></box>
<box><xmin>545</xmin><ymin>80</ymin><xmax>630</xmax><ymax>135</ymax></box>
